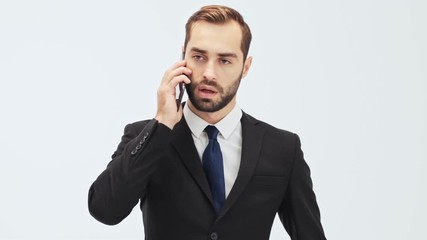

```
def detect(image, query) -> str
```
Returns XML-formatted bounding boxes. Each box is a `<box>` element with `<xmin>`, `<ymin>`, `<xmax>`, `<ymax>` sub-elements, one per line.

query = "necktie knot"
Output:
<box><xmin>205</xmin><ymin>125</ymin><xmax>219</xmax><ymax>140</ymax></box>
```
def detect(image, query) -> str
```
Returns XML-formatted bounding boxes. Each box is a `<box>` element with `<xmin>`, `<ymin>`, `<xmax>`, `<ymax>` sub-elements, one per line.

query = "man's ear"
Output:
<box><xmin>242</xmin><ymin>56</ymin><xmax>253</xmax><ymax>78</ymax></box>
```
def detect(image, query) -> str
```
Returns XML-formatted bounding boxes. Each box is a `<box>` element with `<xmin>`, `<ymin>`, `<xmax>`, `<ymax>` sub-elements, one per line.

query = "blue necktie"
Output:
<box><xmin>202</xmin><ymin>125</ymin><xmax>225</xmax><ymax>215</ymax></box>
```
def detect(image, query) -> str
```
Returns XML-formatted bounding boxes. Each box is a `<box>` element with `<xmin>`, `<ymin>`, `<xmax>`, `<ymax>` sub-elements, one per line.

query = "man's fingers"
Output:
<box><xmin>165</xmin><ymin>60</ymin><xmax>186</xmax><ymax>72</ymax></box>
<box><xmin>167</xmin><ymin>75</ymin><xmax>190</xmax><ymax>92</ymax></box>
<box><xmin>155</xmin><ymin>60</ymin><xmax>188</xmax><ymax>129</ymax></box>
<box><xmin>161</xmin><ymin>60</ymin><xmax>186</xmax><ymax>82</ymax></box>
<box><xmin>161</xmin><ymin>61</ymin><xmax>192</xmax><ymax>85</ymax></box>
<box><xmin>169</xmin><ymin>66</ymin><xmax>192</xmax><ymax>79</ymax></box>
<box><xmin>157</xmin><ymin>75</ymin><xmax>189</xmax><ymax>97</ymax></box>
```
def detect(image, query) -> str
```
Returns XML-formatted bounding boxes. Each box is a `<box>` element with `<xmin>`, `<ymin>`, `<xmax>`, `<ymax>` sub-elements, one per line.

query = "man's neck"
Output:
<box><xmin>187</xmin><ymin>100</ymin><xmax>236</xmax><ymax>124</ymax></box>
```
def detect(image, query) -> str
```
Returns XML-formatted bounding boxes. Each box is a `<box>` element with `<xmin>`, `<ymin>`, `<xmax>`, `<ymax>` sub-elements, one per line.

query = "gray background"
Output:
<box><xmin>1</xmin><ymin>0</ymin><xmax>426</xmax><ymax>239</ymax></box>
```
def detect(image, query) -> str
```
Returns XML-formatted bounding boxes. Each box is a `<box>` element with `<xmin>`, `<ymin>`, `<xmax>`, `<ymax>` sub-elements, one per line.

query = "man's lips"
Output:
<box><xmin>197</xmin><ymin>85</ymin><xmax>218</xmax><ymax>98</ymax></box>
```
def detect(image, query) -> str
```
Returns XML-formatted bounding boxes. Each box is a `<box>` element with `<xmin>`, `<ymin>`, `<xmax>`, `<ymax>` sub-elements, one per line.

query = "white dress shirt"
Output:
<box><xmin>183</xmin><ymin>103</ymin><xmax>242</xmax><ymax>198</ymax></box>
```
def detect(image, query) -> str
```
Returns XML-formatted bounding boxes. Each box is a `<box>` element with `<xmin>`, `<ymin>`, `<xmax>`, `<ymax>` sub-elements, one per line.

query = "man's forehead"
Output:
<box><xmin>187</xmin><ymin>21</ymin><xmax>243</xmax><ymax>57</ymax></box>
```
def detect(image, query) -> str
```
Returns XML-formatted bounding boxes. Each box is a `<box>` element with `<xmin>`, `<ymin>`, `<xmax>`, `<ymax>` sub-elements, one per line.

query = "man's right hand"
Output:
<box><xmin>155</xmin><ymin>60</ymin><xmax>192</xmax><ymax>129</ymax></box>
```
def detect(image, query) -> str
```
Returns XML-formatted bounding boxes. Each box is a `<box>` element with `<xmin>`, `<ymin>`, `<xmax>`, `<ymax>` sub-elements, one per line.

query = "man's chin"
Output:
<box><xmin>189</xmin><ymin>98</ymin><xmax>221</xmax><ymax>112</ymax></box>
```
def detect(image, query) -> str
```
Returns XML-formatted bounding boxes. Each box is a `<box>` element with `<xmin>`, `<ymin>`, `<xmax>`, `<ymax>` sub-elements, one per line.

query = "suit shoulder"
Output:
<box><xmin>244</xmin><ymin>112</ymin><xmax>298</xmax><ymax>139</ymax></box>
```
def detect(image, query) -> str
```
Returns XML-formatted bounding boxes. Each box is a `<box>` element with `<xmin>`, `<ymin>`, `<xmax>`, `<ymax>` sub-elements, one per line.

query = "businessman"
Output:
<box><xmin>89</xmin><ymin>5</ymin><xmax>327</xmax><ymax>240</ymax></box>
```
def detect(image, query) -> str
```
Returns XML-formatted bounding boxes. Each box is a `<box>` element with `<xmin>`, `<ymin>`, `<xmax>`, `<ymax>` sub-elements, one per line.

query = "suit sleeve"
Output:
<box><xmin>88</xmin><ymin>119</ymin><xmax>172</xmax><ymax>225</ymax></box>
<box><xmin>278</xmin><ymin>134</ymin><xmax>327</xmax><ymax>240</ymax></box>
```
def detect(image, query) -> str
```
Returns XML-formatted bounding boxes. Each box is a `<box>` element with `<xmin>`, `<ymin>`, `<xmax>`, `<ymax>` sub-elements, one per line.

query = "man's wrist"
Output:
<box><xmin>154</xmin><ymin>115</ymin><xmax>175</xmax><ymax>130</ymax></box>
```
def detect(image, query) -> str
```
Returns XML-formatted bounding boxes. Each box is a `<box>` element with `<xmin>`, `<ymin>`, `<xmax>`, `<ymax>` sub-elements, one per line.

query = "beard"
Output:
<box><xmin>185</xmin><ymin>73</ymin><xmax>242</xmax><ymax>112</ymax></box>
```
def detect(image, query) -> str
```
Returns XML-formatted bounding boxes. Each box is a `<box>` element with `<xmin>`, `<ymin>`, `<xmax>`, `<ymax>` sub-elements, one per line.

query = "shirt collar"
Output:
<box><xmin>183</xmin><ymin>102</ymin><xmax>242</xmax><ymax>139</ymax></box>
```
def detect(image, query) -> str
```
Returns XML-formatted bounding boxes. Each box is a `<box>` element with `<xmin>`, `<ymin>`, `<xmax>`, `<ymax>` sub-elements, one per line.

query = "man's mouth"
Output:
<box><xmin>198</xmin><ymin>85</ymin><xmax>218</xmax><ymax>97</ymax></box>
<box><xmin>199</xmin><ymin>85</ymin><xmax>217</xmax><ymax>93</ymax></box>
<box><xmin>201</xmin><ymin>89</ymin><xmax>216</xmax><ymax>93</ymax></box>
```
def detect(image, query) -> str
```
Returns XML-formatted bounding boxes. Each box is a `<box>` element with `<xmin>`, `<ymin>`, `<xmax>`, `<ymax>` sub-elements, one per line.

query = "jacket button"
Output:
<box><xmin>210</xmin><ymin>232</ymin><xmax>218</xmax><ymax>240</ymax></box>
<box><xmin>130</xmin><ymin>149</ymin><xmax>137</xmax><ymax>155</ymax></box>
<box><xmin>135</xmin><ymin>144</ymin><xmax>142</xmax><ymax>150</ymax></box>
<box><xmin>140</xmin><ymin>135</ymin><xmax>148</xmax><ymax>145</ymax></box>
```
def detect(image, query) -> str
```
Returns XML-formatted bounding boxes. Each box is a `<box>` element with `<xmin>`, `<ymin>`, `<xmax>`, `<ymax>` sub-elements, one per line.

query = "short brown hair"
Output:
<box><xmin>184</xmin><ymin>5</ymin><xmax>252</xmax><ymax>60</ymax></box>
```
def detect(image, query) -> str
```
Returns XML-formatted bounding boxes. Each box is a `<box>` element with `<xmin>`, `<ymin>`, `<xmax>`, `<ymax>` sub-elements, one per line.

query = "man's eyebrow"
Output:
<box><xmin>189</xmin><ymin>47</ymin><xmax>238</xmax><ymax>59</ymax></box>
<box><xmin>218</xmin><ymin>52</ymin><xmax>238</xmax><ymax>59</ymax></box>
<box><xmin>189</xmin><ymin>47</ymin><xmax>207</xmax><ymax>54</ymax></box>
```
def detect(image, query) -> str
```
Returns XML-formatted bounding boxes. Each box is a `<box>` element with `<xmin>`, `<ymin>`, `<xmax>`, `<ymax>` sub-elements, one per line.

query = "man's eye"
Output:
<box><xmin>220</xmin><ymin>59</ymin><xmax>231</xmax><ymax>65</ymax></box>
<box><xmin>193</xmin><ymin>55</ymin><xmax>204</xmax><ymax>61</ymax></box>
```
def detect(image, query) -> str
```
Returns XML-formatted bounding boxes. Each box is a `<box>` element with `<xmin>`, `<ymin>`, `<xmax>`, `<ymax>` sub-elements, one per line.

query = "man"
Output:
<box><xmin>88</xmin><ymin>5</ymin><xmax>326</xmax><ymax>240</ymax></box>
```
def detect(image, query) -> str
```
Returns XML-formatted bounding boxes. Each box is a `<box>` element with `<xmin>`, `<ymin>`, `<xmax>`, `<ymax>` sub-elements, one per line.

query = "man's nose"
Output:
<box><xmin>202</xmin><ymin>61</ymin><xmax>217</xmax><ymax>81</ymax></box>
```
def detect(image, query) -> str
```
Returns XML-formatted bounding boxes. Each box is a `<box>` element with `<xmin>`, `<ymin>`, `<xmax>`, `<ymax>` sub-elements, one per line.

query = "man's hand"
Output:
<box><xmin>155</xmin><ymin>60</ymin><xmax>192</xmax><ymax>129</ymax></box>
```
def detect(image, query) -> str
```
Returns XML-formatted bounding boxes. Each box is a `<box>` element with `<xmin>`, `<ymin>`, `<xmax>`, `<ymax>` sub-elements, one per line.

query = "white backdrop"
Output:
<box><xmin>1</xmin><ymin>0</ymin><xmax>426</xmax><ymax>239</ymax></box>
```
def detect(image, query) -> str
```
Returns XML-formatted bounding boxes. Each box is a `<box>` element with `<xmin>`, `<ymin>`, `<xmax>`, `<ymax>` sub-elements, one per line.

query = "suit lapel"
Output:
<box><xmin>170</xmin><ymin>118</ymin><xmax>214</xmax><ymax>206</ymax></box>
<box><xmin>218</xmin><ymin>112</ymin><xmax>265</xmax><ymax>218</ymax></box>
<box><xmin>170</xmin><ymin>112</ymin><xmax>265</xmax><ymax>218</ymax></box>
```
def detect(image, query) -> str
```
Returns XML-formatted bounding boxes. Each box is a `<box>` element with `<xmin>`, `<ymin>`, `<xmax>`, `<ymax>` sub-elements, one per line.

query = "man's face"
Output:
<box><xmin>184</xmin><ymin>21</ymin><xmax>251</xmax><ymax>112</ymax></box>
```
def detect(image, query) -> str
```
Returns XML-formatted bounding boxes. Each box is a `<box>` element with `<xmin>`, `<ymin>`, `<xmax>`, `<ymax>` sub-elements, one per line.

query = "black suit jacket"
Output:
<box><xmin>88</xmin><ymin>112</ymin><xmax>326</xmax><ymax>240</ymax></box>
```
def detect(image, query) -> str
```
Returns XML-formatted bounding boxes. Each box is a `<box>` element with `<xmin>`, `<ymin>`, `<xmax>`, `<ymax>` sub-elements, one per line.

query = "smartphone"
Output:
<box><xmin>176</xmin><ymin>52</ymin><xmax>186</xmax><ymax>111</ymax></box>
<box><xmin>176</xmin><ymin>82</ymin><xmax>184</xmax><ymax>111</ymax></box>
